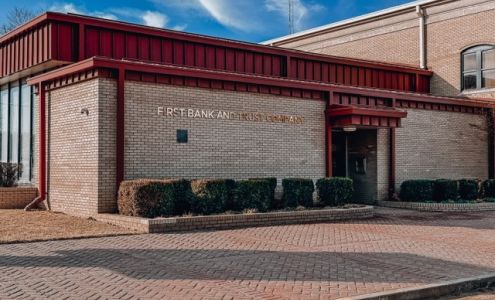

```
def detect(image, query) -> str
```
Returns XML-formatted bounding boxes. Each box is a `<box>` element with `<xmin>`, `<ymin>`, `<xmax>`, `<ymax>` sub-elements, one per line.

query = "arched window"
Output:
<box><xmin>462</xmin><ymin>45</ymin><xmax>495</xmax><ymax>91</ymax></box>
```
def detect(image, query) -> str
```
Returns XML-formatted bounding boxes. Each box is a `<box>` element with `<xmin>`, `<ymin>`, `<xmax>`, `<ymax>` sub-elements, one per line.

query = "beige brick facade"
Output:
<box><xmin>45</xmin><ymin>78</ymin><xmax>117</xmax><ymax>216</ymax></box>
<box><xmin>29</xmin><ymin>78</ymin><xmax>491</xmax><ymax>215</ymax></box>
<box><xmin>270</xmin><ymin>0</ymin><xmax>495</xmax><ymax>98</ymax></box>
<box><xmin>396</xmin><ymin>109</ymin><xmax>489</xmax><ymax>188</ymax></box>
<box><xmin>124</xmin><ymin>82</ymin><xmax>326</xmax><ymax>183</ymax></box>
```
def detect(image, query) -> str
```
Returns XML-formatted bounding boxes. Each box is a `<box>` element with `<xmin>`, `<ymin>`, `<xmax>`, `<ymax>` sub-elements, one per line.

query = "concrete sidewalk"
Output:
<box><xmin>0</xmin><ymin>207</ymin><xmax>494</xmax><ymax>299</ymax></box>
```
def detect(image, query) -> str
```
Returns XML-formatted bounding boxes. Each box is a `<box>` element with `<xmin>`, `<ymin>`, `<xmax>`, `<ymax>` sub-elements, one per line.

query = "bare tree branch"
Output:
<box><xmin>1</xmin><ymin>7</ymin><xmax>39</xmax><ymax>34</ymax></box>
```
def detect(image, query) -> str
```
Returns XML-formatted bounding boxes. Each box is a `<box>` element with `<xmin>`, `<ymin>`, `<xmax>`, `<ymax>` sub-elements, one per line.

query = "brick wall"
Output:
<box><xmin>376</xmin><ymin>129</ymin><xmax>390</xmax><ymax>201</ymax></box>
<box><xmin>395</xmin><ymin>109</ymin><xmax>488</xmax><ymax>189</ymax></box>
<box><xmin>272</xmin><ymin>0</ymin><xmax>495</xmax><ymax>98</ymax></box>
<box><xmin>47</xmin><ymin>78</ymin><xmax>117</xmax><ymax>216</ymax></box>
<box><xmin>0</xmin><ymin>187</ymin><xmax>38</xmax><ymax>209</ymax></box>
<box><xmin>124</xmin><ymin>81</ymin><xmax>326</xmax><ymax>183</ymax></box>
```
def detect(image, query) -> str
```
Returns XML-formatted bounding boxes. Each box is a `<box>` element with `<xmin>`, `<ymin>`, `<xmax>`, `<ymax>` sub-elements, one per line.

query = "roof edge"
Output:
<box><xmin>27</xmin><ymin>57</ymin><xmax>494</xmax><ymax>109</ymax></box>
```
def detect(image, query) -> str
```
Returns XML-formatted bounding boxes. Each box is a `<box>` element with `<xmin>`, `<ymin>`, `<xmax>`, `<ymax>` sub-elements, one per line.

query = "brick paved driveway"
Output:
<box><xmin>1</xmin><ymin>207</ymin><xmax>495</xmax><ymax>300</ymax></box>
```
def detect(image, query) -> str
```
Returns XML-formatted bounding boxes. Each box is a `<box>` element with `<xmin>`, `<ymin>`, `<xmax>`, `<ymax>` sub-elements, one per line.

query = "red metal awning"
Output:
<box><xmin>326</xmin><ymin>105</ymin><xmax>407</xmax><ymax>128</ymax></box>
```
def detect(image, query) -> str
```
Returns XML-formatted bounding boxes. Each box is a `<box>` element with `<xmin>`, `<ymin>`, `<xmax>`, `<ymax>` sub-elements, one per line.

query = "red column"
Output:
<box><xmin>39</xmin><ymin>83</ymin><xmax>46</xmax><ymax>199</ymax></box>
<box><xmin>78</xmin><ymin>23</ymin><xmax>85</xmax><ymax>61</ymax></box>
<box><xmin>326</xmin><ymin>123</ymin><xmax>333</xmax><ymax>177</ymax></box>
<box><xmin>116</xmin><ymin>67</ymin><xmax>125</xmax><ymax>192</ymax></box>
<box><xmin>326</xmin><ymin>92</ymin><xmax>333</xmax><ymax>178</ymax></box>
<box><xmin>389</xmin><ymin>127</ymin><xmax>396</xmax><ymax>198</ymax></box>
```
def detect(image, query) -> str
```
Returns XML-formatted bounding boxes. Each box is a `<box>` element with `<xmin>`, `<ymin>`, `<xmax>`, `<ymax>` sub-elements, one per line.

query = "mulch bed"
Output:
<box><xmin>0</xmin><ymin>209</ymin><xmax>137</xmax><ymax>244</ymax></box>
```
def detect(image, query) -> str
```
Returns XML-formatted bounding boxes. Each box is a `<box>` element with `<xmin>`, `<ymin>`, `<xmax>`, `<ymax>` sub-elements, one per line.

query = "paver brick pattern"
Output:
<box><xmin>1</xmin><ymin>207</ymin><xmax>495</xmax><ymax>299</ymax></box>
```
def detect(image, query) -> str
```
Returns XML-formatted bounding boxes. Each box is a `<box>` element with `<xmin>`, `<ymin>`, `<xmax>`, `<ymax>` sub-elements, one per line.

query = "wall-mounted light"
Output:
<box><xmin>81</xmin><ymin>108</ymin><xmax>89</xmax><ymax>116</ymax></box>
<box><xmin>342</xmin><ymin>126</ymin><xmax>357</xmax><ymax>133</ymax></box>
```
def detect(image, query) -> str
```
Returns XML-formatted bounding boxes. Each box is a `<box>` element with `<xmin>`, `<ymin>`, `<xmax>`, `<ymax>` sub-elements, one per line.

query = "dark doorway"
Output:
<box><xmin>332</xmin><ymin>129</ymin><xmax>377</xmax><ymax>204</ymax></box>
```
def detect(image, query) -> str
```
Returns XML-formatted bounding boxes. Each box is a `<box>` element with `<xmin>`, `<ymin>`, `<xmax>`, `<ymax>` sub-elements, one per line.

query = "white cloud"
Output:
<box><xmin>142</xmin><ymin>11</ymin><xmax>168</xmax><ymax>28</ymax></box>
<box><xmin>197</xmin><ymin>0</ymin><xmax>260</xmax><ymax>31</ymax></box>
<box><xmin>172</xmin><ymin>24</ymin><xmax>188</xmax><ymax>31</ymax></box>
<box><xmin>50</xmin><ymin>3</ymin><xmax>117</xmax><ymax>20</ymax></box>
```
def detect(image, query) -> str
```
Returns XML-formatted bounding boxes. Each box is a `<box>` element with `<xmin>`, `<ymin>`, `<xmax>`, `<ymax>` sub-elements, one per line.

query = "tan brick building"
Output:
<box><xmin>264</xmin><ymin>0</ymin><xmax>495</xmax><ymax>99</ymax></box>
<box><xmin>0</xmin><ymin>9</ymin><xmax>494</xmax><ymax>216</ymax></box>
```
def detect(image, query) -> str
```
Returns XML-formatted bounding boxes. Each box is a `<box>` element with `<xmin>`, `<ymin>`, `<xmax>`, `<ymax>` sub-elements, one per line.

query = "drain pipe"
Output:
<box><xmin>416</xmin><ymin>5</ymin><xmax>426</xmax><ymax>69</ymax></box>
<box><xmin>24</xmin><ymin>83</ymin><xmax>46</xmax><ymax>210</ymax></box>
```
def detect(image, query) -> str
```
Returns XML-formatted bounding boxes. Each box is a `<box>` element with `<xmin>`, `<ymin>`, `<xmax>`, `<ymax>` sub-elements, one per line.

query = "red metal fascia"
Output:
<box><xmin>327</xmin><ymin>106</ymin><xmax>408</xmax><ymax>119</ymax></box>
<box><xmin>0</xmin><ymin>13</ymin><xmax>50</xmax><ymax>44</ymax></box>
<box><xmin>27</xmin><ymin>57</ymin><xmax>495</xmax><ymax>110</ymax></box>
<box><xmin>7</xmin><ymin>12</ymin><xmax>431</xmax><ymax>77</ymax></box>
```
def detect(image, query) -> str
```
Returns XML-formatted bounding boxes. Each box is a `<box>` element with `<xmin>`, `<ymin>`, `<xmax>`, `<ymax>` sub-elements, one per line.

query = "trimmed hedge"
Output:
<box><xmin>0</xmin><ymin>162</ymin><xmax>22</xmax><ymax>187</ymax></box>
<box><xmin>399</xmin><ymin>180</ymin><xmax>434</xmax><ymax>202</ymax></box>
<box><xmin>316</xmin><ymin>177</ymin><xmax>353</xmax><ymax>206</ymax></box>
<box><xmin>480</xmin><ymin>179</ymin><xmax>495</xmax><ymax>199</ymax></box>
<box><xmin>433</xmin><ymin>179</ymin><xmax>458</xmax><ymax>202</ymax></box>
<box><xmin>163</xmin><ymin>179</ymin><xmax>194</xmax><ymax>215</ymax></box>
<box><xmin>282</xmin><ymin>178</ymin><xmax>314</xmax><ymax>207</ymax></box>
<box><xmin>118</xmin><ymin>179</ymin><xmax>174</xmax><ymax>218</ymax></box>
<box><xmin>458</xmin><ymin>179</ymin><xmax>479</xmax><ymax>200</ymax></box>
<box><xmin>191</xmin><ymin>179</ymin><xmax>232</xmax><ymax>215</ymax></box>
<box><xmin>249</xmin><ymin>177</ymin><xmax>278</xmax><ymax>209</ymax></box>
<box><xmin>236</xmin><ymin>180</ymin><xmax>272</xmax><ymax>212</ymax></box>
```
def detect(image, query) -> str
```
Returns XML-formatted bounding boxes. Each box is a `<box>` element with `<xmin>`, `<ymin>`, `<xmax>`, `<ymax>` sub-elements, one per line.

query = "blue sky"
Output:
<box><xmin>0</xmin><ymin>0</ymin><xmax>413</xmax><ymax>42</ymax></box>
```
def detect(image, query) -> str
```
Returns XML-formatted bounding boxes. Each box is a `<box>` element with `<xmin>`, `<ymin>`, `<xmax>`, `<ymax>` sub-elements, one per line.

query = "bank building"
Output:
<box><xmin>1</xmin><ymin>0</ymin><xmax>494</xmax><ymax>216</ymax></box>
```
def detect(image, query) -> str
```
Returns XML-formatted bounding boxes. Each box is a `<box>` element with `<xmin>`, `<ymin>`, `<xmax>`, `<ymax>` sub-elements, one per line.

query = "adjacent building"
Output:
<box><xmin>0</xmin><ymin>1</ymin><xmax>493</xmax><ymax>216</ymax></box>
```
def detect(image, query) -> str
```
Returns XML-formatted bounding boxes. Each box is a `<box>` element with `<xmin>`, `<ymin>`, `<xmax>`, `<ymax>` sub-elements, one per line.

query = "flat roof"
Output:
<box><xmin>262</xmin><ymin>0</ymin><xmax>444</xmax><ymax>45</ymax></box>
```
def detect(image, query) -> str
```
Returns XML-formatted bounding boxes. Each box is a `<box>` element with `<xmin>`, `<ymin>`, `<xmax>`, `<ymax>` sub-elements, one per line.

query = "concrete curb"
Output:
<box><xmin>337</xmin><ymin>273</ymin><xmax>495</xmax><ymax>300</ymax></box>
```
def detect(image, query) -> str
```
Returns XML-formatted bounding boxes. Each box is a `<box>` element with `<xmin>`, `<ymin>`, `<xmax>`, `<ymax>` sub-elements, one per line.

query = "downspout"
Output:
<box><xmin>24</xmin><ymin>83</ymin><xmax>46</xmax><ymax>210</ymax></box>
<box><xmin>416</xmin><ymin>5</ymin><xmax>426</xmax><ymax>69</ymax></box>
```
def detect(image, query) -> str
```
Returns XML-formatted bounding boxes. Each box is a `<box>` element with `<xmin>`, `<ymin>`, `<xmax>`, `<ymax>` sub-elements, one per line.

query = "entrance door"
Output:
<box><xmin>332</xmin><ymin>129</ymin><xmax>377</xmax><ymax>204</ymax></box>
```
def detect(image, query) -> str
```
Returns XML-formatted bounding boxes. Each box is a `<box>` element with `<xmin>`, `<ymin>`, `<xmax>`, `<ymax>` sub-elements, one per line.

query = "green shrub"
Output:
<box><xmin>399</xmin><ymin>180</ymin><xmax>434</xmax><ymax>202</ymax></box>
<box><xmin>282</xmin><ymin>178</ymin><xmax>314</xmax><ymax>208</ymax></box>
<box><xmin>316</xmin><ymin>177</ymin><xmax>354</xmax><ymax>206</ymax></box>
<box><xmin>236</xmin><ymin>180</ymin><xmax>272</xmax><ymax>212</ymax></box>
<box><xmin>163</xmin><ymin>179</ymin><xmax>195</xmax><ymax>215</ymax></box>
<box><xmin>458</xmin><ymin>179</ymin><xmax>479</xmax><ymax>200</ymax></box>
<box><xmin>480</xmin><ymin>179</ymin><xmax>495</xmax><ymax>199</ymax></box>
<box><xmin>190</xmin><ymin>179</ymin><xmax>232</xmax><ymax>214</ymax></box>
<box><xmin>118</xmin><ymin>179</ymin><xmax>175</xmax><ymax>218</ymax></box>
<box><xmin>433</xmin><ymin>179</ymin><xmax>458</xmax><ymax>202</ymax></box>
<box><xmin>0</xmin><ymin>163</ymin><xmax>22</xmax><ymax>187</ymax></box>
<box><xmin>249</xmin><ymin>177</ymin><xmax>278</xmax><ymax>208</ymax></box>
<box><xmin>224</xmin><ymin>179</ymin><xmax>238</xmax><ymax>211</ymax></box>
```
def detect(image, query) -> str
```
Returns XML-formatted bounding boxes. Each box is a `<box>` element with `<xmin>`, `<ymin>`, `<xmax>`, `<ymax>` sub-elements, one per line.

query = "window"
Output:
<box><xmin>0</xmin><ymin>86</ymin><xmax>8</xmax><ymax>161</ymax></box>
<box><xmin>462</xmin><ymin>45</ymin><xmax>495</xmax><ymax>90</ymax></box>
<box><xmin>20</xmin><ymin>83</ymin><xmax>32</xmax><ymax>182</ymax></box>
<box><xmin>0</xmin><ymin>79</ymin><xmax>34</xmax><ymax>182</ymax></box>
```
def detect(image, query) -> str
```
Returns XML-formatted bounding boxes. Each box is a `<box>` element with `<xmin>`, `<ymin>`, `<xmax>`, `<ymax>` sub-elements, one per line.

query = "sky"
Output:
<box><xmin>0</xmin><ymin>0</ymin><xmax>414</xmax><ymax>43</ymax></box>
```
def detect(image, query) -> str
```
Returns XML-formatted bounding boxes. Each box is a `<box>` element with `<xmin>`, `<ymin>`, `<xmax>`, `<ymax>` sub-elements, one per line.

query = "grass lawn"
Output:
<box><xmin>0</xmin><ymin>209</ymin><xmax>137</xmax><ymax>244</ymax></box>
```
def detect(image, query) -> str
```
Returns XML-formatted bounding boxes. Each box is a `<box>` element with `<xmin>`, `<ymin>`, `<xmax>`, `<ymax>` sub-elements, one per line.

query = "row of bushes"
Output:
<box><xmin>0</xmin><ymin>163</ymin><xmax>22</xmax><ymax>187</ymax></box>
<box><xmin>118</xmin><ymin>177</ymin><xmax>354</xmax><ymax>218</ymax></box>
<box><xmin>399</xmin><ymin>179</ymin><xmax>493</xmax><ymax>202</ymax></box>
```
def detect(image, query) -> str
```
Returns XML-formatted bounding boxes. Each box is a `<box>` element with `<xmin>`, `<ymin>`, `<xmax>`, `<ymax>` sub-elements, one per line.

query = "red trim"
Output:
<box><xmin>326</xmin><ymin>123</ymin><xmax>333</xmax><ymax>177</ymax></box>
<box><xmin>0</xmin><ymin>12</ymin><xmax>431</xmax><ymax>76</ymax></box>
<box><xmin>327</xmin><ymin>105</ymin><xmax>407</xmax><ymax>119</ymax></box>
<box><xmin>116</xmin><ymin>67</ymin><xmax>125</xmax><ymax>192</ymax></box>
<box><xmin>389</xmin><ymin>128</ymin><xmax>396</xmax><ymax>198</ymax></box>
<box><xmin>27</xmin><ymin>57</ymin><xmax>495</xmax><ymax>110</ymax></box>
<box><xmin>39</xmin><ymin>83</ymin><xmax>46</xmax><ymax>200</ymax></box>
<box><xmin>326</xmin><ymin>92</ymin><xmax>333</xmax><ymax>177</ymax></box>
